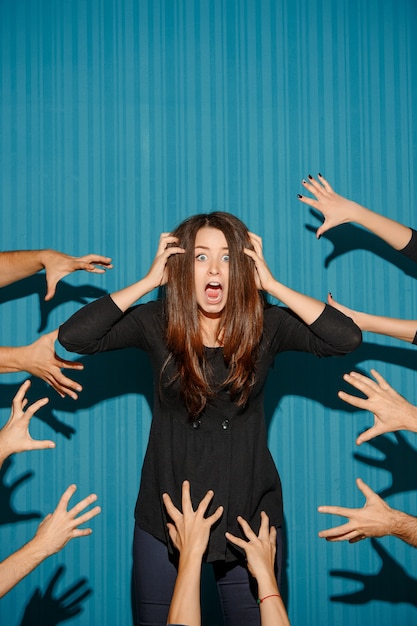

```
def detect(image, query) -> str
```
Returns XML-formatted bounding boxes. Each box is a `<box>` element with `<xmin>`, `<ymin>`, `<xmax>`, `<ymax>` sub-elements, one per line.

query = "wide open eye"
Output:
<box><xmin>222</xmin><ymin>254</ymin><xmax>230</xmax><ymax>262</ymax></box>
<box><xmin>196</xmin><ymin>253</ymin><xmax>208</xmax><ymax>261</ymax></box>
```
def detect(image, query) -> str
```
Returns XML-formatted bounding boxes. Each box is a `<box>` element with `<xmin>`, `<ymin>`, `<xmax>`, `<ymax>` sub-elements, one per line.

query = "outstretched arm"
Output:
<box><xmin>164</xmin><ymin>481</ymin><xmax>223</xmax><ymax>626</ymax></box>
<box><xmin>338</xmin><ymin>368</ymin><xmax>417</xmax><ymax>444</ymax></box>
<box><xmin>0</xmin><ymin>249</ymin><xmax>113</xmax><ymax>299</ymax></box>
<box><xmin>328</xmin><ymin>293</ymin><xmax>417</xmax><ymax>343</ymax></box>
<box><xmin>0</xmin><ymin>484</ymin><xmax>100</xmax><ymax>597</ymax></box>
<box><xmin>0</xmin><ymin>380</ymin><xmax>55</xmax><ymax>467</ymax></box>
<box><xmin>297</xmin><ymin>174</ymin><xmax>412</xmax><ymax>249</ymax></box>
<box><xmin>318</xmin><ymin>478</ymin><xmax>417</xmax><ymax>547</ymax></box>
<box><xmin>0</xmin><ymin>330</ymin><xmax>84</xmax><ymax>399</ymax></box>
<box><xmin>226</xmin><ymin>513</ymin><xmax>290</xmax><ymax>626</ymax></box>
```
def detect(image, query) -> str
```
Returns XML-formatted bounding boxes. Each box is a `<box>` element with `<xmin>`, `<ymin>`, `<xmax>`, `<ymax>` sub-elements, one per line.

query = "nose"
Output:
<box><xmin>208</xmin><ymin>261</ymin><xmax>220</xmax><ymax>275</ymax></box>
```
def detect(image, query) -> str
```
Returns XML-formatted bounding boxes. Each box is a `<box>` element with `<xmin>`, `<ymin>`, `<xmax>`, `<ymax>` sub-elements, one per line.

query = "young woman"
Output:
<box><xmin>58</xmin><ymin>212</ymin><xmax>361</xmax><ymax>626</ymax></box>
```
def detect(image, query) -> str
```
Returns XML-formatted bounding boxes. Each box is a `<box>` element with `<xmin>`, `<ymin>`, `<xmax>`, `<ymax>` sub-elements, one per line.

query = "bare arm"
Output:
<box><xmin>110</xmin><ymin>233</ymin><xmax>184</xmax><ymax>311</ymax></box>
<box><xmin>0</xmin><ymin>330</ymin><xmax>84</xmax><ymax>399</ymax></box>
<box><xmin>163</xmin><ymin>481</ymin><xmax>223</xmax><ymax>626</ymax></box>
<box><xmin>297</xmin><ymin>174</ymin><xmax>412</xmax><ymax>249</ymax></box>
<box><xmin>226</xmin><ymin>513</ymin><xmax>290</xmax><ymax>626</ymax></box>
<box><xmin>244</xmin><ymin>233</ymin><xmax>325</xmax><ymax>325</ymax></box>
<box><xmin>328</xmin><ymin>294</ymin><xmax>417</xmax><ymax>343</ymax></box>
<box><xmin>0</xmin><ymin>249</ymin><xmax>113</xmax><ymax>299</ymax></box>
<box><xmin>0</xmin><ymin>484</ymin><xmax>100</xmax><ymax>597</ymax></box>
<box><xmin>318</xmin><ymin>478</ymin><xmax>417</xmax><ymax>548</ymax></box>
<box><xmin>338</xmin><ymin>369</ymin><xmax>417</xmax><ymax>444</ymax></box>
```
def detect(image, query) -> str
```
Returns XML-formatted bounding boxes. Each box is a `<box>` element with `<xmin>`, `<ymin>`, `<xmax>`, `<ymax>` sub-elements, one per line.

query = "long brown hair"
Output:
<box><xmin>164</xmin><ymin>212</ymin><xmax>264</xmax><ymax>418</ymax></box>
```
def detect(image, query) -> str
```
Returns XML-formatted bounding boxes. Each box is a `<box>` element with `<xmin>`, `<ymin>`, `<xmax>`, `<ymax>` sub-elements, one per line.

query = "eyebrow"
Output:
<box><xmin>194</xmin><ymin>245</ymin><xmax>229</xmax><ymax>250</ymax></box>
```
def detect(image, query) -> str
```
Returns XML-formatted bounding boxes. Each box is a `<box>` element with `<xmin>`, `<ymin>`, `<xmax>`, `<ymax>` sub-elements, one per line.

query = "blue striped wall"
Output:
<box><xmin>0</xmin><ymin>1</ymin><xmax>416</xmax><ymax>624</ymax></box>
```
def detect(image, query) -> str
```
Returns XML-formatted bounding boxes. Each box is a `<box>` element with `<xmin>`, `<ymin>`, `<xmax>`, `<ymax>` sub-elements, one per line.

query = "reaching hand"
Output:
<box><xmin>33</xmin><ymin>484</ymin><xmax>101</xmax><ymax>556</ymax></box>
<box><xmin>20</xmin><ymin>330</ymin><xmax>84</xmax><ymax>399</ymax></box>
<box><xmin>297</xmin><ymin>174</ymin><xmax>360</xmax><ymax>239</ymax></box>
<box><xmin>0</xmin><ymin>380</ymin><xmax>54</xmax><ymax>463</ymax></box>
<box><xmin>339</xmin><ymin>369</ymin><xmax>417</xmax><ymax>444</ymax></box>
<box><xmin>43</xmin><ymin>251</ymin><xmax>113</xmax><ymax>301</ymax></box>
<box><xmin>225</xmin><ymin>511</ymin><xmax>276</xmax><ymax>581</ymax></box>
<box><xmin>162</xmin><ymin>480</ymin><xmax>223</xmax><ymax>560</ymax></box>
<box><xmin>318</xmin><ymin>478</ymin><xmax>395</xmax><ymax>543</ymax></box>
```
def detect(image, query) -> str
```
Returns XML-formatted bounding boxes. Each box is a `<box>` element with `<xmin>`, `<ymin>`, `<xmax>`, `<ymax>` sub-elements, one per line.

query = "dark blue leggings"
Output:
<box><xmin>132</xmin><ymin>524</ymin><xmax>283</xmax><ymax>626</ymax></box>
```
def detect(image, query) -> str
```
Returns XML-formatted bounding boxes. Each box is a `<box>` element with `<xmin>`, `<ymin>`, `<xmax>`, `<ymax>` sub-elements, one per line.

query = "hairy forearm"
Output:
<box><xmin>0</xmin><ymin>536</ymin><xmax>50</xmax><ymax>598</ymax></box>
<box><xmin>390</xmin><ymin>510</ymin><xmax>417</xmax><ymax>547</ymax></box>
<box><xmin>0</xmin><ymin>346</ymin><xmax>27</xmax><ymax>374</ymax></box>
<box><xmin>0</xmin><ymin>250</ymin><xmax>52</xmax><ymax>287</ymax></box>
<box><xmin>348</xmin><ymin>204</ymin><xmax>412</xmax><ymax>251</ymax></box>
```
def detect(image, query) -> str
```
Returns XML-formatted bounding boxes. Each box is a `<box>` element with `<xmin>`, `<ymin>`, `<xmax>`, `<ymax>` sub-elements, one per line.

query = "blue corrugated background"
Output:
<box><xmin>1</xmin><ymin>0</ymin><xmax>417</xmax><ymax>624</ymax></box>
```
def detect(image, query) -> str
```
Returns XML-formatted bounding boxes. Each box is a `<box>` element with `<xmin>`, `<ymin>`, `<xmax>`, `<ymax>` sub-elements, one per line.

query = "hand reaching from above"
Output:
<box><xmin>43</xmin><ymin>251</ymin><xmax>113</xmax><ymax>301</ymax></box>
<box><xmin>297</xmin><ymin>174</ymin><xmax>361</xmax><ymax>239</ymax></box>
<box><xmin>339</xmin><ymin>369</ymin><xmax>417</xmax><ymax>444</ymax></box>
<box><xmin>0</xmin><ymin>380</ymin><xmax>54</xmax><ymax>465</ymax></box>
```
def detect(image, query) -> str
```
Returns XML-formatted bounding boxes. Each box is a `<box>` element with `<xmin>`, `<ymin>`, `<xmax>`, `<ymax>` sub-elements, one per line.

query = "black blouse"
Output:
<box><xmin>58</xmin><ymin>296</ymin><xmax>361</xmax><ymax>562</ymax></box>
<box><xmin>399</xmin><ymin>228</ymin><xmax>417</xmax><ymax>345</ymax></box>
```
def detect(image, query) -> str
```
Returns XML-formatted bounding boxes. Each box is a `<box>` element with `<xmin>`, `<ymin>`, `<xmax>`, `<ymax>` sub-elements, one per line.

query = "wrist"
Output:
<box><xmin>25</xmin><ymin>534</ymin><xmax>53</xmax><ymax>561</ymax></box>
<box><xmin>38</xmin><ymin>249</ymin><xmax>56</xmax><ymax>270</ymax></box>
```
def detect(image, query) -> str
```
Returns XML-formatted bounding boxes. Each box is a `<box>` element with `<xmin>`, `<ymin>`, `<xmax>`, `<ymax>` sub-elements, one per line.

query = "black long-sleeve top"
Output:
<box><xmin>58</xmin><ymin>296</ymin><xmax>362</xmax><ymax>562</ymax></box>
<box><xmin>399</xmin><ymin>228</ymin><xmax>417</xmax><ymax>344</ymax></box>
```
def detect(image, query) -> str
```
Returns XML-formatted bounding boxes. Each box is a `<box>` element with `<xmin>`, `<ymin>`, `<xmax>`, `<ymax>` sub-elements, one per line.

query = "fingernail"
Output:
<box><xmin>297</xmin><ymin>194</ymin><xmax>303</xmax><ymax>198</ymax></box>
<box><xmin>308</xmin><ymin>174</ymin><xmax>313</xmax><ymax>180</ymax></box>
<box><xmin>318</xmin><ymin>172</ymin><xmax>322</xmax><ymax>177</ymax></box>
<box><xmin>302</xmin><ymin>179</ymin><xmax>307</xmax><ymax>184</ymax></box>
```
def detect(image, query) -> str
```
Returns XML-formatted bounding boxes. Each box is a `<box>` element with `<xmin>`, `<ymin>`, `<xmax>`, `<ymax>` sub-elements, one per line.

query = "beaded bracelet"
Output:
<box><xmin>257</xmin><ymin>593</ymin><xmax>281</xmax><ymax>604</ymax></box>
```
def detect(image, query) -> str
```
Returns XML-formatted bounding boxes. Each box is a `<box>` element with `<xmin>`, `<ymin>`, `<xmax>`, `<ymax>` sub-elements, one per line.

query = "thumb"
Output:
<box><xmin>356</xmin><ymin>426</ymin><xmax>378</xmax><ymax>446</ymax></box>
<box><xmin>44</xmin><ymin>279</ymin><xmax>57</xmax><ymax>301</ymax></box>
<box><xmin>316</xmin><ymin>224</ymin><xmax>326</xmax><ymax>239</ymax></box>
<box><xmin>31</xmin><ymin>440</ymin><xmax>56</xmax><ymax>451</ymax></box>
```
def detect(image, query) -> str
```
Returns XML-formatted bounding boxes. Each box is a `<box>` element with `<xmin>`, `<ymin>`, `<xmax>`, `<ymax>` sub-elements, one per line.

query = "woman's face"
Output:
<box><xmin>194</xmin><ymin>226</ymin><xmax>230</xmax><ymax>318</ymax></box>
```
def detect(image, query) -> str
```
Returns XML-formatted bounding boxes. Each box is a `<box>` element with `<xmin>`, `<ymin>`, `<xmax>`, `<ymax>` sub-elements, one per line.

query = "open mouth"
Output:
<box><xmin>205</xmin><ymin>281</ymin><xmax>223</xmax><ymax>304</ymax></box>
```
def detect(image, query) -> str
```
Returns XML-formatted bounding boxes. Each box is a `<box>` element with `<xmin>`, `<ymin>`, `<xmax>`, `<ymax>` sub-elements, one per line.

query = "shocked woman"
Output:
<box><xmin>58</xmin><ymin>212</ymin><xmax>361</xmax><ymax>626</ymax></box>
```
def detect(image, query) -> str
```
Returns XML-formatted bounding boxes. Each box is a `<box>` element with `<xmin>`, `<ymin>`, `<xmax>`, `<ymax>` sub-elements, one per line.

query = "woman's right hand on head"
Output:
<box><xmin>144</xmin><ymin>233</ymin><xmax>185</xmax><ymax>288</ymax></box>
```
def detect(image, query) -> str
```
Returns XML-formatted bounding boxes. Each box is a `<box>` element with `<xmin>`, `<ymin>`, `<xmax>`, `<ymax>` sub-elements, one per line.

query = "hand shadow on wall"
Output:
<box><xmin>264</xmin><ymin>340</ymin><xmax>417</xmax><ymax>502</ymax></box>
<box><xmin>0</xmin><ymin>456</ymin><xmax>41</xmax><ymax>524</ymax></box>
<box><xmin>264</xmin><ymin>339</ymin><xmax>417</xmax><ymax>428</ymax></box>
<box><xmin>305</xmin><ymin>213</ymin><xmax>417</xmax><ymax>278</ymax></box>
<box><xmin>329</xmin><ymin>539</ymin><xmax>417</xmax><ymax>607</ymax></box>
<box><xmin>0</xmin><ymin>276</ymin><xmax>107</xmax><ymax>332</ymax></box>
<box><xmin>354</xmin><ymin>432</ymin><xmax>417</xmax><ymax>499</ymax></box>
<box><xmin>0</xmin><ymin>348</ymin><xmax>154</xmax><ymax>440</ymax></box>
<box><xmin>18</xmin><ymin>566</ymin><xmax>91</xmax><ymax>626</ymax></box>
